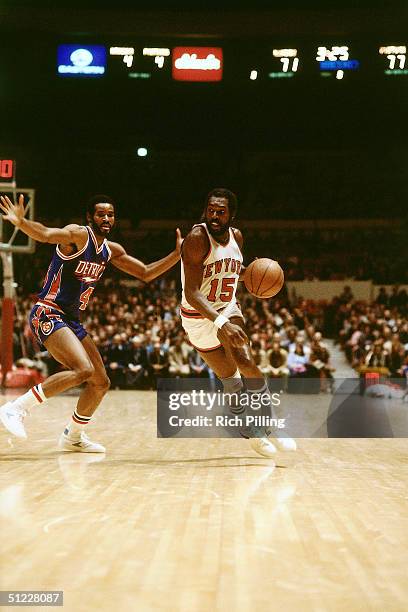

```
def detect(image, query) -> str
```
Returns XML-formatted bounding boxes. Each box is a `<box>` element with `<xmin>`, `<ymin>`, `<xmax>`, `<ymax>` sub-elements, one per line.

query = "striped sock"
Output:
<box><xmin>246</xmin><ymin>380</ymin><xmax>276</xmax><ymax>423</ymax></box>
<box><xmin>246</xmin><ymin>381</ymin><xmax>268</xmax><ymax>394</ymax></box>
<box><xmin>222</xmin><ymin>370</ymin><xmax>245</xmax><ymax>415</ymax></box>
<box><xmin>31</xmin><ymin>384</ymin><xmax>47</xmax><ymax>404</ymax></box>
<box><xmin>12</xmin><ymin>383</ymin><xmax>47</xmax><ymax>411</ymax></box>
<box><xmin>65</xmin><ymin>410</ymin><xmax>92</xmax><ymax>439</ymax></box>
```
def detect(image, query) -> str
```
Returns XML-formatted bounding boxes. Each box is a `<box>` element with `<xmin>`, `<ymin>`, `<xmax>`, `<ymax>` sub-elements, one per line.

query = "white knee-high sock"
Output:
<box><xmin>11</xmin><ymin>384</ymin><xmax>47</xmax><ymax>411</ymax></box>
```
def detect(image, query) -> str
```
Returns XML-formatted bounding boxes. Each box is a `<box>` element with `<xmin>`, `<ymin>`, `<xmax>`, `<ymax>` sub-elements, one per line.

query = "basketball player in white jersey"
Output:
<box><xmin>181</xmin><ymin>189</ymin><xmax>296</xmax><ymax>457</ymax></box>
<box><xmin>181</xmin><ymin>188</ymin><xmax>296</xmax><ymax>458</ymax></box>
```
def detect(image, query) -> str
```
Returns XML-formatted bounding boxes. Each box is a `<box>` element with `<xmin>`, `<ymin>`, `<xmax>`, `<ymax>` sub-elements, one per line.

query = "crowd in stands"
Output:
<box><xmin>334</xmin><ymin>287</ymin><xmax>408</xmax><ymax>381</ymax></box>
<box><xmin>4</xmin><ymin>273</ymin><xmax>407</xmax><ymax>393</ymax></box>
<box><xmin>8</xmin><ymin>276</ymin><xmax>337</xmax><ymax>392</ymax></box>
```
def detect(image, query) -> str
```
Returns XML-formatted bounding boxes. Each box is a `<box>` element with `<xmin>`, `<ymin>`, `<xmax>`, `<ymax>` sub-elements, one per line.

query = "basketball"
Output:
<box><xmin>244</xmin><ymin>258</ymin><xmax>284</xmax><ymax>298</ymax></box>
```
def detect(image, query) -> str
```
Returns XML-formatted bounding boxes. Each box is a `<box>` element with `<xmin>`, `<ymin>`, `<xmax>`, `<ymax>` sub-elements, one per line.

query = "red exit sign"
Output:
<box><xmin>0</xmin><ymin>159</ymin><xmax>15</xmax><ymax>181</ymax></box>
<box><xmin>172</xmin><ymin>47</ymin><xmax>223</xmax><ymax>82</ymax></box>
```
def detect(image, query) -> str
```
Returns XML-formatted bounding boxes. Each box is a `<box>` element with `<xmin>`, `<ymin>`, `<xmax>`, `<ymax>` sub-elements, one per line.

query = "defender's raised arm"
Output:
<box><xmin>109</xmin><ymin>228</ymin><xmax>182</xmax><ymax>283</ymax></box>
<box><xmin>0</xmin><ymin>194</ymin><xmax>87</xmax><ymax>248</ymax></box>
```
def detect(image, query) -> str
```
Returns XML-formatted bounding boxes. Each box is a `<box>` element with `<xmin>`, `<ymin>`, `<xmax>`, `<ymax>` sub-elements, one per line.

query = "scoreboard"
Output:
<box><xmin>0</xmin><ymin>159</ymin><xmax>16</xmax><ymax>185</ymax></box>
<box><xmin>56</xmin><ymin>41</ymin><xmax>408</xmax><ymax>82</ymax></box>
<box><xmin>379</xmin><ymin>45</ymin><xmax>407</xmax><ymax>75</ymax></box>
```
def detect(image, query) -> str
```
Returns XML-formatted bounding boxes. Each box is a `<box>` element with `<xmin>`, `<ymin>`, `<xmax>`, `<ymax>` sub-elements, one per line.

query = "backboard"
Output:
<box><xmin>0</xmin><ymin>157</ymin><xmax>36</xmax><ymax>253</ymax></box>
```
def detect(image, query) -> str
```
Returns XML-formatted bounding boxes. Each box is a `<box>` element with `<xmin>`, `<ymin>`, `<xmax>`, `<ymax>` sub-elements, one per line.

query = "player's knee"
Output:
<box><xmin>102</xmin><ymin>375</ymin><xmax>111</xmax><ymax>392</ymax></box>
<box><xmin>92</xmin><ymin>374</ymin><xmax>110</xmax><ymax>393</ymax></box>
<box><xmin>75</xmin><ymin>363</ymin><xmax>95</xmax><ymax>384</ymax></box>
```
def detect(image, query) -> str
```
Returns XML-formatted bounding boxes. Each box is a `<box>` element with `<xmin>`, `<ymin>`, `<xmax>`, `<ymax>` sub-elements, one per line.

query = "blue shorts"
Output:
<box><xmin>29</xmin><ymin>302</ymin><xmax>87</xmax><ymax>346</ymax></box>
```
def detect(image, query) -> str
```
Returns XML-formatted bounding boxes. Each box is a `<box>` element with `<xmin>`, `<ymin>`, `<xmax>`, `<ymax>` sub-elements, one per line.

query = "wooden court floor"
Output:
<box><xmin>0</xmin><ymin>391</ymin><xmax>407</xmax><ymax>612</ymax></box>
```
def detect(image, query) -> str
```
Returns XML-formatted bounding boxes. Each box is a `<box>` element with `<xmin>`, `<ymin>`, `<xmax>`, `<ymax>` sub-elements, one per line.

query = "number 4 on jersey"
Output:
<box><xmin>207</xmin><ymin>277</ymin><xmax>236</xmax><ymax>303</ymax></box>
<box><xmin>79</xmin><ymin>287</ymin><xmax>95</xmax><ymax>310</ymax></box>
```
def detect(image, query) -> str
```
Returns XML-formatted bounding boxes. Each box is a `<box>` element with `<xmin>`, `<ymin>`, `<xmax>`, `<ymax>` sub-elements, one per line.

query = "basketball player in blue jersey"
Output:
<box><xmin>0</xmin><ymin>193</ymin><xmax>182</xmax><ymax>452</ymax></box>
<box><xmin>181</xmin><ymin>188</ymin><xmax>296</xmax><ymax>458</ymax></box>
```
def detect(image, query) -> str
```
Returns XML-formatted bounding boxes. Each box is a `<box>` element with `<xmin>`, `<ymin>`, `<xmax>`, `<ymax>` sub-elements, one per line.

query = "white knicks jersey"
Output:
<box><xmin>181</xmin><ymin>223</ymin><xmax>243</xmax><ymax>316</ymax></box>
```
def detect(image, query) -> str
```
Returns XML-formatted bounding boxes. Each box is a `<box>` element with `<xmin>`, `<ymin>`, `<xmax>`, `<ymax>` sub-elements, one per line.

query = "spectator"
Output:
<box><xmin>106</xmin><ymin>333</ymin><xmax>132</xmax><ymax>389</ymax></box>
<box><xmin>148</xmin><ymin>340</ymin><xmax>169</xmax><ymax>383</ymax></box>
<box><xmin>168</xmin><ymin>336</ymin><xmax>192</xmax><ymax>377</ymax></box>
<box><xmin>309</xmin><ymin>337</ymin><xmax>335</xmax><ymax>392</ymax></box>
<box><xmin>364</xmin><ymin>341</ymin><xmax>391</xmax><ymax>373</ymax></box>
<box><xmin>287</xmin><ymin>340</ymin><xmax>309</xmax><ymax>378</ymax></box>
<box><xmin>376</xmin><ymin>287</ymin><xmax>389</xmax><ymax>306</ymax></box>
<box><xmin>189</xmin><ymin>351</ymin><xmax>211</xmax><ymax>379</ymax></box>
<box><xmin>389</xmin><ymin>335</ymin><xmax>405</xmax><ymax>378</ymax></box>
<box><xmin>127</xmin><ymin>336</ymin><xmax>149</xmax><ymax>389</ymax></box>
<box><xmin>265</xmin><ymin>341</ymin><xmax>289</xmax><ymax>388</ymax></box>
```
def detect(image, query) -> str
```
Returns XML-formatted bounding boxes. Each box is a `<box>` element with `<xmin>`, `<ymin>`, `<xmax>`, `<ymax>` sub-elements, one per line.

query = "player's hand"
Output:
<box><xmin>218</xmin><ymin>321</ymin><xmax>249</xmax><ymax>348</ymax></box>
<box><xmin>0</xmin><ymin>194</ymin><xmax>26</xmax><ymax>227</ymax></box>
<box><xmin>175</xmin><ymin>228</ymin><xmax>183</xmax><ymax>256</ymax></box>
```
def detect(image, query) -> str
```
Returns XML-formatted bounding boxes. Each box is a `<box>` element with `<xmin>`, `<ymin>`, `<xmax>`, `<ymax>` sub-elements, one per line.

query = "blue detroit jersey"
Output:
<box><xmin>37</xmin><ymin>226</ymin><xmax>111</xmax><ymax>319</ymax></box>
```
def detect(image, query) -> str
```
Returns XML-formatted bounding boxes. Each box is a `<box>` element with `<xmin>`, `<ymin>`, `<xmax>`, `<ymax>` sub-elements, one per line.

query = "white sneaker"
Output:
<box><xmin>249</xmin><ymin>437</ymin><xmax>277</xmax><ymax>458</ymax></box>
<box><xmin>273</xmin><ymin>436</ymin><xmax>297</xmax><ymax>452</ymax></box>
<box><xmin>0</xmin><ymin>402</ymin><xmax>27</xmax><ymax>439</ymax></box>
<box><xmin>59</xmin><ymin>429</ymin><xmax>106</xmax><ymax>453</ymax></box>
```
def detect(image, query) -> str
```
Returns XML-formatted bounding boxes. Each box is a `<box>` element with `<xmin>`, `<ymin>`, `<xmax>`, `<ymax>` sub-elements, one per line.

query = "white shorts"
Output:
<box><xmin>180</xmin><ymin>302</ymin><xmax>244</xmax><ymax>352</ymax></box>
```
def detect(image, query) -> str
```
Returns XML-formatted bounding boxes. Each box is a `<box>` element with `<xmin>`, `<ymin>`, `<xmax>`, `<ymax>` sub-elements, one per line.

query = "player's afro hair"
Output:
<box><xmin>206</xmin><ymin>188</ymin><xmax>237</xmax><ymax>219</ymax></box>
<box><xmin>86</xmin><ymin>194</ymin><xmax>116</xmax><ymax>217</ymax></box>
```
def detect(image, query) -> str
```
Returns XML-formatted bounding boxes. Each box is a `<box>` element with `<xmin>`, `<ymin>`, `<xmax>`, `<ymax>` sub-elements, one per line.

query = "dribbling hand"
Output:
<box><xmin>0</xmin><ymin>194</ymin><xmax>26</xmax><ymax>227</ymax></box>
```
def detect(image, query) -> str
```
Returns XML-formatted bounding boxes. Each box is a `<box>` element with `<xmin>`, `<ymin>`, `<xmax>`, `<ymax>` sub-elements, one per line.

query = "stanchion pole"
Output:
<box><xmin>1</xmin><ymin>251</ymin><xmax>15</xmax><ymax>387</ymax></box>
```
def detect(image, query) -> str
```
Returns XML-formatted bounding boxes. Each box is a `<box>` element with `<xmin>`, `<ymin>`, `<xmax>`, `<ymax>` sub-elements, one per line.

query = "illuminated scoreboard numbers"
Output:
<box><xmin>316</xmin><ymin>45</ymin><xmax>359</xmax><ymax>79</ymax></box>
<box><xmin>110</xmin><ymin>46</ymin><xmax>135</xmax><ymax>68</ymax></box>
<box><xmin>0</xmin><ymin>159</ymin><xmax>16</xmax><ymax>184</ymax></box>
<box><xmin>143</xmin><ymin>47</ymin><xmax>170</xmax><ymax>71</ymax></box>
<box><xmin>269</xmin><ymin>48</ymin><xmax>299</xmax><ymax>79</ymax></box>
<box><xmin>316</xmin><ymin>45</ymin><xmax>349</xmax><ymax>61</ymax></box>
<box><xmin>379</xmin><ymin>45</ymin><xmax>407</xmax><ymax>76</ymax></box>
<box><xmin>109</xmin><ymin>46</ymin><xmax>170</xmax><ymax>79</ymax></box>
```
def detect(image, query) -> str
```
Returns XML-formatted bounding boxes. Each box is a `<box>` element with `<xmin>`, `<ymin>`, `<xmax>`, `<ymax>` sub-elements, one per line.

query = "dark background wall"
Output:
<box><xmin>1</xmin><ymin>2</ymin><xmax>407</xmax><ymax>222</ymax></box>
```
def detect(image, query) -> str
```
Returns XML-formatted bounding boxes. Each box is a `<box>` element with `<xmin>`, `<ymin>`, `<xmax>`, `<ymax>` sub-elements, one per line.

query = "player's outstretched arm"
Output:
<box><xmin>183</xmin><ymin>228</ymin><xmax>248</xmax><ymax>348</ymax></box>
<box><xmin>0</xmin><ymin>194</ymin><xmax>87</xmax><ymax>247</ymax></box>
<box><xmin>108</xmin><ymin>229</ymin><xmax>182</xmax><ymax>282</ymax></box>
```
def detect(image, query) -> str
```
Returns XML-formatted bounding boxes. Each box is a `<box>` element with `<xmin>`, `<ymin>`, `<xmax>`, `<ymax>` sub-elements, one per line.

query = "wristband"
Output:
<box><xmin>213</xmin><ymin>314</ymin><xmax>229</xmax><ymax>329</ymax></box>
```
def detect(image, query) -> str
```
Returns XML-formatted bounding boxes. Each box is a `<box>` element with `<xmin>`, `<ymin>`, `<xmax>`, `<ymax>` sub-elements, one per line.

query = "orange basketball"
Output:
<box><xmin>244</xmin><ymin>258</ymin><xmax>284</xmax><ymax>298</ymax></box>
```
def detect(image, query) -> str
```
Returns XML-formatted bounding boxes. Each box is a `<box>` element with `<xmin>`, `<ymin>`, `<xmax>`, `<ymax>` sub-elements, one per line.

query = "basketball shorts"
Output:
<box><xmin>181</xmin><ymin>301</ymin><xmax>244</xmax><ymax>352</ymax></box>
<box><xmin>29</xmin><ymin>303</ymin><xmax>87</xmax><ymax>346</ymax></box>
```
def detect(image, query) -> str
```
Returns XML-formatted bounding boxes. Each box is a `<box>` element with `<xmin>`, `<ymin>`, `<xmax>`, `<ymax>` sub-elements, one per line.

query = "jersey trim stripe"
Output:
<box><xmin>191</xmin><ymin>342</ymin><xmax>222</xmax><ymax>352</ymax></box>
<box><xmin>180</xmin><ymin>307</ymin><xmax>204</xmax><ymax>319</ymax></box>
<box><xmin>180</xmin><ymin>306</ymin><xmax>202</xmax><ymax>314</ymax></box>
<box><xmin>56</xmin><ymin>229</ymin><xmax>89</xmax><ymax>261</ymax></box>
<box><xmin>36</xmin><ymin>299</ymin><xmax>65</xmax><ymax>314</ymax></box>
<box><xmin>201</xmin><ymin>224</ymin><xmax>214</xmax><ymax>264</ymax></box>
<box><xmin>88</xmin><ymin>226</ymin><xmax>106</xmax><ymax>254</ymax></box>
<box><xmin>230</xmin><ymin>228</ymin><xmax>242</xmax><ymax>254</ymax></box>
<box><xmin>180</xmin><ymin>304</ymin><xmax>238</xmax><ymax>319</ymax></box>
